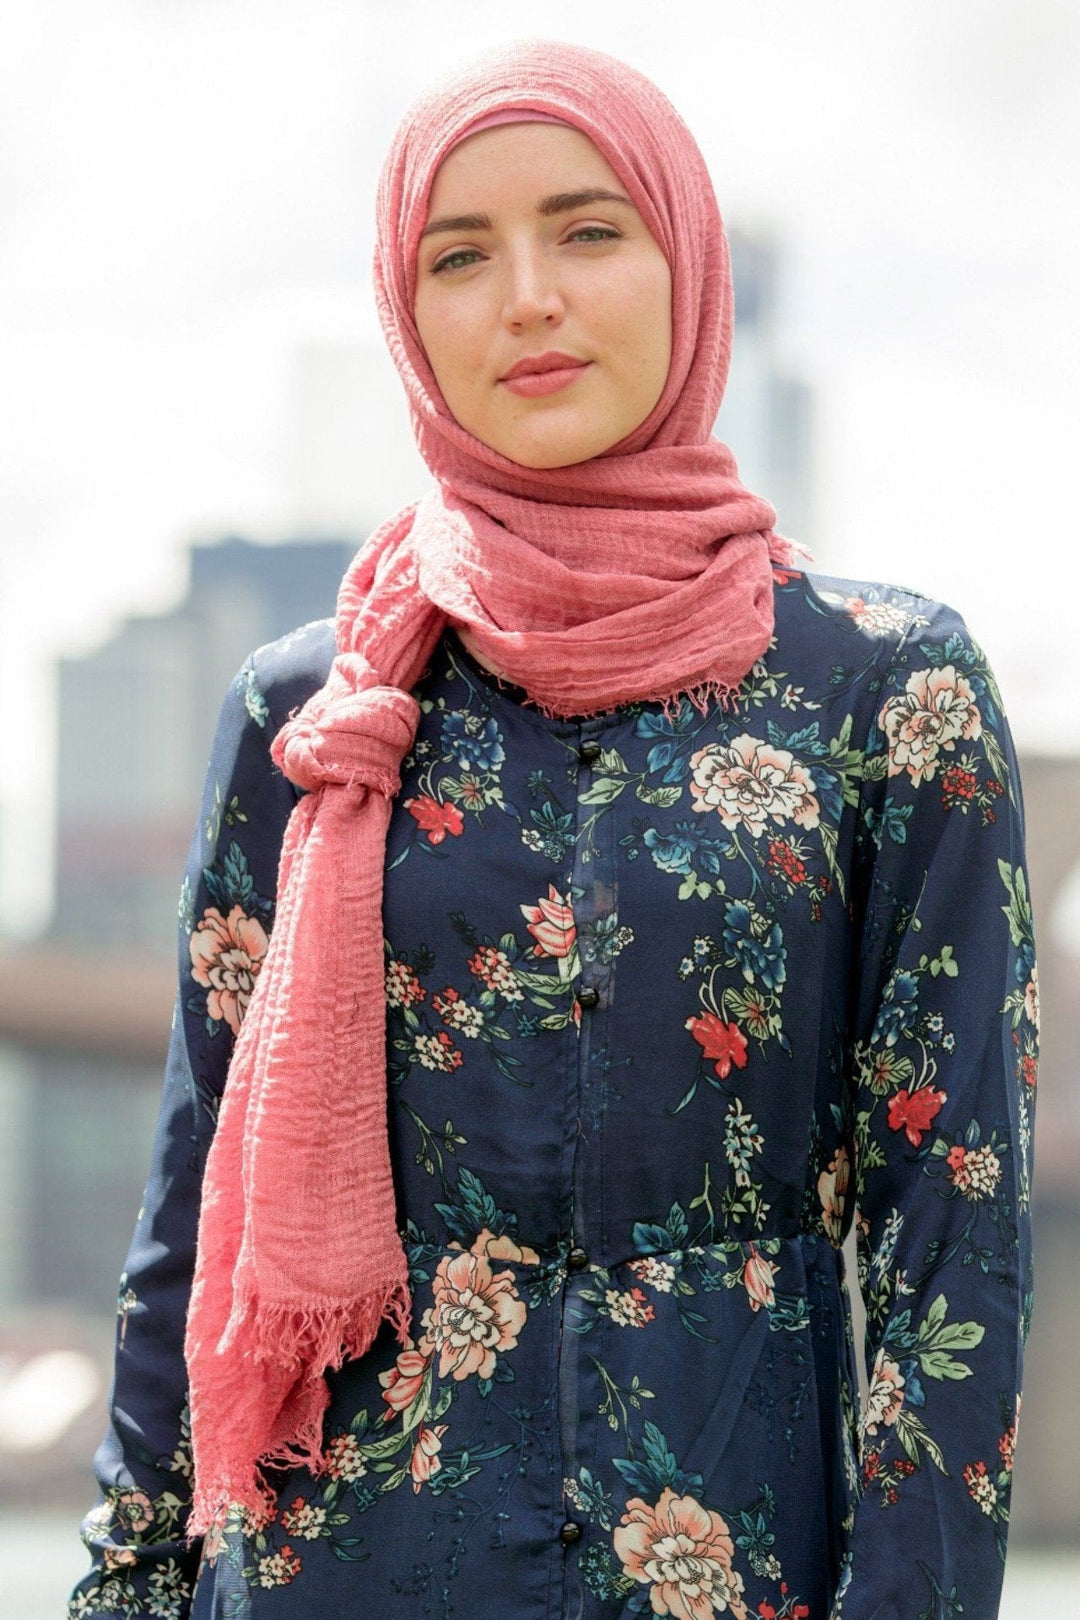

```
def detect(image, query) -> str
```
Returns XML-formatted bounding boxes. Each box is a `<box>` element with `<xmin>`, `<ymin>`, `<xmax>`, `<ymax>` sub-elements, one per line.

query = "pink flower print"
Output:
<box><xmin>520</xmin><ymin>882</ymin><xmax>577</xmax><ymax>959</ymax></box>
<box><xmin>255</xmin><ymin>1543</ymin><xmax>301</xmax><ymax>1587</ymax></box>
<box><xmin>467</xmin><ymin>943</ymin><xmax>524</xmax><ymax>1001</ymax></box>
<box><xmin>863</xmin><ymin>1349</ymin><xmax>906</xmax><ymax>1436</ymax></box>
<box><xmin>689</xmin><ymin>735</ymin><xmax>821</xmax><ymax>837</ymax></box>
<box><xmin>324</xmin><ymin>1431</ymin><xmax>367</xmax><ymax>1482</ymax></box>
<box><xmin>409</xmin><ymin>1422</ymin><xmax>449</xmax><ymax>1492</ymax></box>
<box><xmin>112</xmin><ymin>1488</ymin><xmax>155</xmax><ymax>1534</ymax></box>
<box><xmin>417</xmin><ymin>1250</ymin><xmax>527</xmax><ymax>1382</ymax></box>
<box><xmin>1024</xmin><ymin>963</ymin><xmax>1040</xmax><ymax>1035</ymax></box>
<box><xmin>189</xmin><ymin>904</ymin><xmax>268</xmax><ymax>1033</ymax></box>
<box><xmin>817</xmin><ymin>1145</ymin><xmax>850</xmax><ymax>1245</ymax></box>
<box><xmin>280</xmin><ymin>1496</ymin><xmax>328</xmax><ymax>1540</ymax></box>
<box><xmin>742</xmin><ymin>1246</ymin><xmax>779</xmax><ymax>1313</ymax></box>
<box><xmin>963</xmin><ymin>1459</ymin><xmax>999</xmax><ymax>1515</ymax></box>
<box><xmin>378</xmin><ymin>1345</ymin><xmax>431</xmax><ymax>1422</ymax></box>
<box><xmin>877</xmin><ymin>664</ymin><xmax>982</xmax><ymax>786</ymax></box>
<box><xmin>448</xmin><ymin>1226</ymin><xmax>542</xmax><ymax>1265</ymax></box>
<box><xmin>603</xmin><ymin>1285</ymin><xmax>657</xmax><ymax>1328</ymax></box>
<box><xmin>945</xmin><ymin>1142</ymin><xmax>1003</xmax><ymax>1201</ymax></box>
<box><xmin>385</xmin><ymin>957</ymin><xmax>427</xmax><ymax>1008</ymax></box>
<box><xmin>102</xmin><ymin>1546</ymin><xmax>139</xmax><ymax>1572</ymax></box>
<box><xmin>613</xmin><ymin>1485</ymin><xmax>749</xmax><ymax>1620</ymax></box>
<box><xmin>844</xmin><ymin>596</ymin><xmax>911</xmax><ymax>638</ymax></box>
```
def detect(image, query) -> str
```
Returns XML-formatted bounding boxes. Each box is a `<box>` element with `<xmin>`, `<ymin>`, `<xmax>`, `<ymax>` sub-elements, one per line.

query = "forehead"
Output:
<box><xmin>426</xmin><ymin>121</ymin><xmax>624</xmax><ymax>206</ymax></box>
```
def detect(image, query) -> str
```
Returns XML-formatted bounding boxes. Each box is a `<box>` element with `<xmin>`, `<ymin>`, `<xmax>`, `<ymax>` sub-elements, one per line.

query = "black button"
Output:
<box><xmin>559</xmin><ymin>1520</ymin><xmax>582</xmax><ymax>1544</ymax></box>
<box><xmin>567</xmin><ymin>1246</ymin><xmax>589</xmax><ymax>1271</ymax></box>
<box><xmin>579</xmin><ymin>737</ymin><xmax>602</xmax><ymax>763</ymax></box>
<box><xmin>578</xmin><ymin>985</ymin><xmax>599</xmax><ymax>1009</ymax></box>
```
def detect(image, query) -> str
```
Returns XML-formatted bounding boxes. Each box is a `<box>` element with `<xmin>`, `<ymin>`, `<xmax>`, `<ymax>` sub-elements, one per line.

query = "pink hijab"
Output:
<box><xmin>183</xmin><ymin>36</ymin><xmax>812</xmax><ymax>1543</ymax></box>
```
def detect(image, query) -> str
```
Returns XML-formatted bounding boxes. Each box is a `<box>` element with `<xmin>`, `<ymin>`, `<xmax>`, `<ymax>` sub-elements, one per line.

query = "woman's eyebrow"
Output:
<box><xmin>419</xmin><ymin>187</ymin><xmax>633</xmax><ymax>240</ymax></box>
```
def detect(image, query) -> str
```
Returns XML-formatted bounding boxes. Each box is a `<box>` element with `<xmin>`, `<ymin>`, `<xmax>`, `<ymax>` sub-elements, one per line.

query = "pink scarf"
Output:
<box><xmin>183</xmin><ymin>36</ymin><xmax>812</xmax><ymax>1542</ymax></box>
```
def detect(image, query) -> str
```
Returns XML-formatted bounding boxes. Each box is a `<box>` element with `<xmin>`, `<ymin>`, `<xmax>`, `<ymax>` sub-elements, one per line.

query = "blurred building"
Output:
<box><xmin>51</xmin><ymin>536</ymin><xmax>359</xmax><ymax>955</ymax></box>
<box><xmin>719</xmin><ymin>225</ymin><xmax>815</xmax><ymax>544</ymax></box>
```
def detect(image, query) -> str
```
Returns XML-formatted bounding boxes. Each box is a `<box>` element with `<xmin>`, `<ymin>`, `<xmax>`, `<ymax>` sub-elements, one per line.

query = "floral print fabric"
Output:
<box><xmin>68</xmin><ymin>565</ymin><xmax>1037</xmax><ymax>1620</ymax></box>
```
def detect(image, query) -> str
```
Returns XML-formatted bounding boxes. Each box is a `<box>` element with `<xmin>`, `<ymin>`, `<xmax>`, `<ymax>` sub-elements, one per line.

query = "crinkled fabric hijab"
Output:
<box><xmin>183</xmin><ymin>35</ymin><xmax>813</xmax><ymax>1540</ymax></box>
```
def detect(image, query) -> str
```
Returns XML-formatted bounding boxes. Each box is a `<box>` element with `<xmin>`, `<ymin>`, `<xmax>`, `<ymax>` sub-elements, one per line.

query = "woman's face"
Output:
<box><xmin>413</xmin><ymin>122</ymin><xmax>672</xmax><ymax>469</ymax></box>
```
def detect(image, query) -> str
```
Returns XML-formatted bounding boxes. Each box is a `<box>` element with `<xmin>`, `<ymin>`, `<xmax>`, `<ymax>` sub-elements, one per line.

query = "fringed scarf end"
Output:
<box><xmin>219</xmin><ymin>1271</ymin><xmax>414</xmax><ymax>1374</ymax></box>
<box><xmin>185</xmin><ymin>1467</ymin><xmax>278</xmax><ymax>1549</ymax></box>
<box><xmin>186</xmin><ymin>1275</ymin><xmax>414</xmax><ymax>1549</ymax></box>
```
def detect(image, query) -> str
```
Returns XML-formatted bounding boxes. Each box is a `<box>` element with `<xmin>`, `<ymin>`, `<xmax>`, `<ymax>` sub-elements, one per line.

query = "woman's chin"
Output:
<box><xmin>492</xmin><ymin>427</ymin><xmax>625</xmax><ymax>471</ymax></box>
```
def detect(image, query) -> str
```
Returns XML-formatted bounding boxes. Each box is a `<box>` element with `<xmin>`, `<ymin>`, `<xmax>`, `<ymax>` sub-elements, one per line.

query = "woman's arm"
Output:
<box><xmin>67</xmin><ymin>650</ymin><xmax>296</xmax><ymax>1619</ymax></box>
<box><xmin>831</xmin><ymin>597</ymin><xmax>1038</xmax><ymax>1619</ymax></box>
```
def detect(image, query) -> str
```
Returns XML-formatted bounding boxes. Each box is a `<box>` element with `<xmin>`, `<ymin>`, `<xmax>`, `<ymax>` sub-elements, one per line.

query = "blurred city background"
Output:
<box><xmin>1</xmin><ymin>1</ymin><xmax>1077</xmax><ymax>1614</ymax></box>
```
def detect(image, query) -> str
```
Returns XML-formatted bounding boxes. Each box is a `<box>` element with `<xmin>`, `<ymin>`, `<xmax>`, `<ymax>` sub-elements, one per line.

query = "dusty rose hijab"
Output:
<box><xmin>183</xmin><ymin>36</ymin><xmax>813</xmax><ymax>1542</ymax></box>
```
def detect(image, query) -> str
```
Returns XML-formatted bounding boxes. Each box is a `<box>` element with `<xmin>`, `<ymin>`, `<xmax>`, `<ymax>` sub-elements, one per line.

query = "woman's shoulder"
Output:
<box><xmin>777</xmin><ymin>563</ymin><xmax>984</xmax><ymax>663</ymax></box>
<box><xmin>244</xmin><ymin>615</ymin><xmax>338</xmax><ymax>731</ymax></box>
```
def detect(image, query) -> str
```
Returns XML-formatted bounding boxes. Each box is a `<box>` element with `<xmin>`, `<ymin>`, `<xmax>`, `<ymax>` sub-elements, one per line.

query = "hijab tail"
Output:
<box><xmin>185</xmin><ymin>1272</ymin><xmax>412</xmax><ymax>1547</ymax></box>
<box><xmin>214</xmin><ymin>1269</ymin><xmax>413</xmax><ymax>1373</ymax></box>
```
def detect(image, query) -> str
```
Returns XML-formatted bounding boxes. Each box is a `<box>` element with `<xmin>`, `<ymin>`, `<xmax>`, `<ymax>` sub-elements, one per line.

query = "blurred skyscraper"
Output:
<box><xmin>50</xmin><ymin>537</ymin><xmax>358</xmax><ymax>954</ymax></box>
<box><xmin>720</xmin><ymin>225</ymin><xmax>815</xmax><ymax>545</ymax></box>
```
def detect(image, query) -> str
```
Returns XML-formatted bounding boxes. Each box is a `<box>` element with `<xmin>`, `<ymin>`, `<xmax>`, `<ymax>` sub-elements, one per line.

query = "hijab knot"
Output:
<box><xmin>271</xmin><ymin>669</ymin><xmax>420</xmax><ymax>795</ymax></box>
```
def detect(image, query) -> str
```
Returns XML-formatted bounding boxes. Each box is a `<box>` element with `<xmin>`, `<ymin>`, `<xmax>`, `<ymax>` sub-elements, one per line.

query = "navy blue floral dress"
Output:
<box><xmin>69</xmin><ymin>563</ymin><xmax>1037</xmax><ymax>1620</ymax></box>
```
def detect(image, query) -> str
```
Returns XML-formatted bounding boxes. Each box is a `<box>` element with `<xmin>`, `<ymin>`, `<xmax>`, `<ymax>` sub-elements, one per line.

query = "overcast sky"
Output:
<box><xmin>2</xmin><ymin>0</ymin><xmax>1078</xmax><ymax>934</ymax></box>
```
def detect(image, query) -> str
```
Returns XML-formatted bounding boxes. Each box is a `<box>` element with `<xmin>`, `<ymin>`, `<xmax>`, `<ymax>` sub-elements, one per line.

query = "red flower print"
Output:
<box><xmin>404</xmin><ymin>794</ymin><xmax>465</xmax><ymax>844</ymax></box>
<box><xmin>941</xmin><ymin>764</ymin><xmax>978</xmax><ymax>806</ymax></box>
<box><xmin>886</xmin><ymin>1085</ymin><xmax>946</xmax><ymax>1146</ymax></box>
<box><xmin>685</xmin><ymin>1010</ymin><xmax>749</xmax><ymax>1078</ymax></box>
<box><xmin>766</xmin><ymin>837</ymin><xmax>808</xmax><ymax>885</ymax></box>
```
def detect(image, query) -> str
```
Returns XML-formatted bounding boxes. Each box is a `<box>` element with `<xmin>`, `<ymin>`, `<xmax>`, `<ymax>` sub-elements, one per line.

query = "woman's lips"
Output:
<box><xmin>500</xmin><ymin>361</ymin><xmax>592</xmax><ymax>397</ymax></box>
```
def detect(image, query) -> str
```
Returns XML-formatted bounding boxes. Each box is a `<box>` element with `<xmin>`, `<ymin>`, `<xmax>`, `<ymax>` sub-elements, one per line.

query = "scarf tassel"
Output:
<box><xmin>529</xmin><ymin>674</ymin><xmax>744</xmax><ymax>728</ymax></box>
<box><xmin>186</xmin><ymin>1272</ymin><xmax>413</xmax><ymax>1546</ymax></box>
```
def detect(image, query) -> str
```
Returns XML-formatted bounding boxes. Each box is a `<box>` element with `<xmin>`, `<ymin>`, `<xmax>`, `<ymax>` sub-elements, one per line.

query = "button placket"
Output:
<box><xmin>556</xmin><ymin>719</ymin><xmax>613</xmax><ymax>1601</ymax></box>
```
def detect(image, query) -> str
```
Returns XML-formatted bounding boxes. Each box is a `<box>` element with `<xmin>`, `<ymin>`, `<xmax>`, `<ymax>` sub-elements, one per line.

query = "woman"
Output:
<box><xmin>69</xmin><ymin>37</ymin><xmax>1037</xmax><ymax>1620</ymax></box>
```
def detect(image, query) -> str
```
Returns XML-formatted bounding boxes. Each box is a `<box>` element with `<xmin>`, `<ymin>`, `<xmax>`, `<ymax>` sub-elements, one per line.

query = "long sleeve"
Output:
<box><xmin>831</xmin><ymin>597</ymin><xmax>1038</xmax><ymax>1620</ymax></box>
<box><xmin>67</xmin><ymin>652</ymin><xmax>296</xmax><ymax>1620</ymax></box>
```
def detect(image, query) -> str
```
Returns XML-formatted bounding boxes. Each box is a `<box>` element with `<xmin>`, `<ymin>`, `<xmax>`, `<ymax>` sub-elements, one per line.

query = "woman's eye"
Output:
<box><xmin>430</xmin><ymin>226</ymin><xmax>621</xmax><ymax>275</ymax></box>
<box><xmin>432</xmin><ymin>248</ymin><xmax>481</xmax><ymax>274</ymax></box>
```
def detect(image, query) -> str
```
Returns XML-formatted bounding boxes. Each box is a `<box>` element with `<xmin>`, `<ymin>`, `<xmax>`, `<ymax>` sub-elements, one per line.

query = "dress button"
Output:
<box><xmin>578</xmin><ymin>985</ymin><xmax>599</xmax><ymax>1009</ymax></box>
<box><xmin>559</xmin><ymin>1520</ymin><xmax>582</xmax><ymax>1544</ymax></box>
<box><xmin>567</xmin><ymin>1245</ymin><xmax>589</xmax><ymax>1271</ymax></box>
<box><xmin>579</xmin><ymin>737</ymin><xmax>602</xmax><ymax>764</ymax></box>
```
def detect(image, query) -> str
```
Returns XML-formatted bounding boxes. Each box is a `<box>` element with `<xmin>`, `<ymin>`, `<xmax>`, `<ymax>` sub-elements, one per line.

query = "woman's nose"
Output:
<box><xmin>502</xmin><ymin>252</ymin><xmax>565</xmax><ymax>326</ymax></box>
